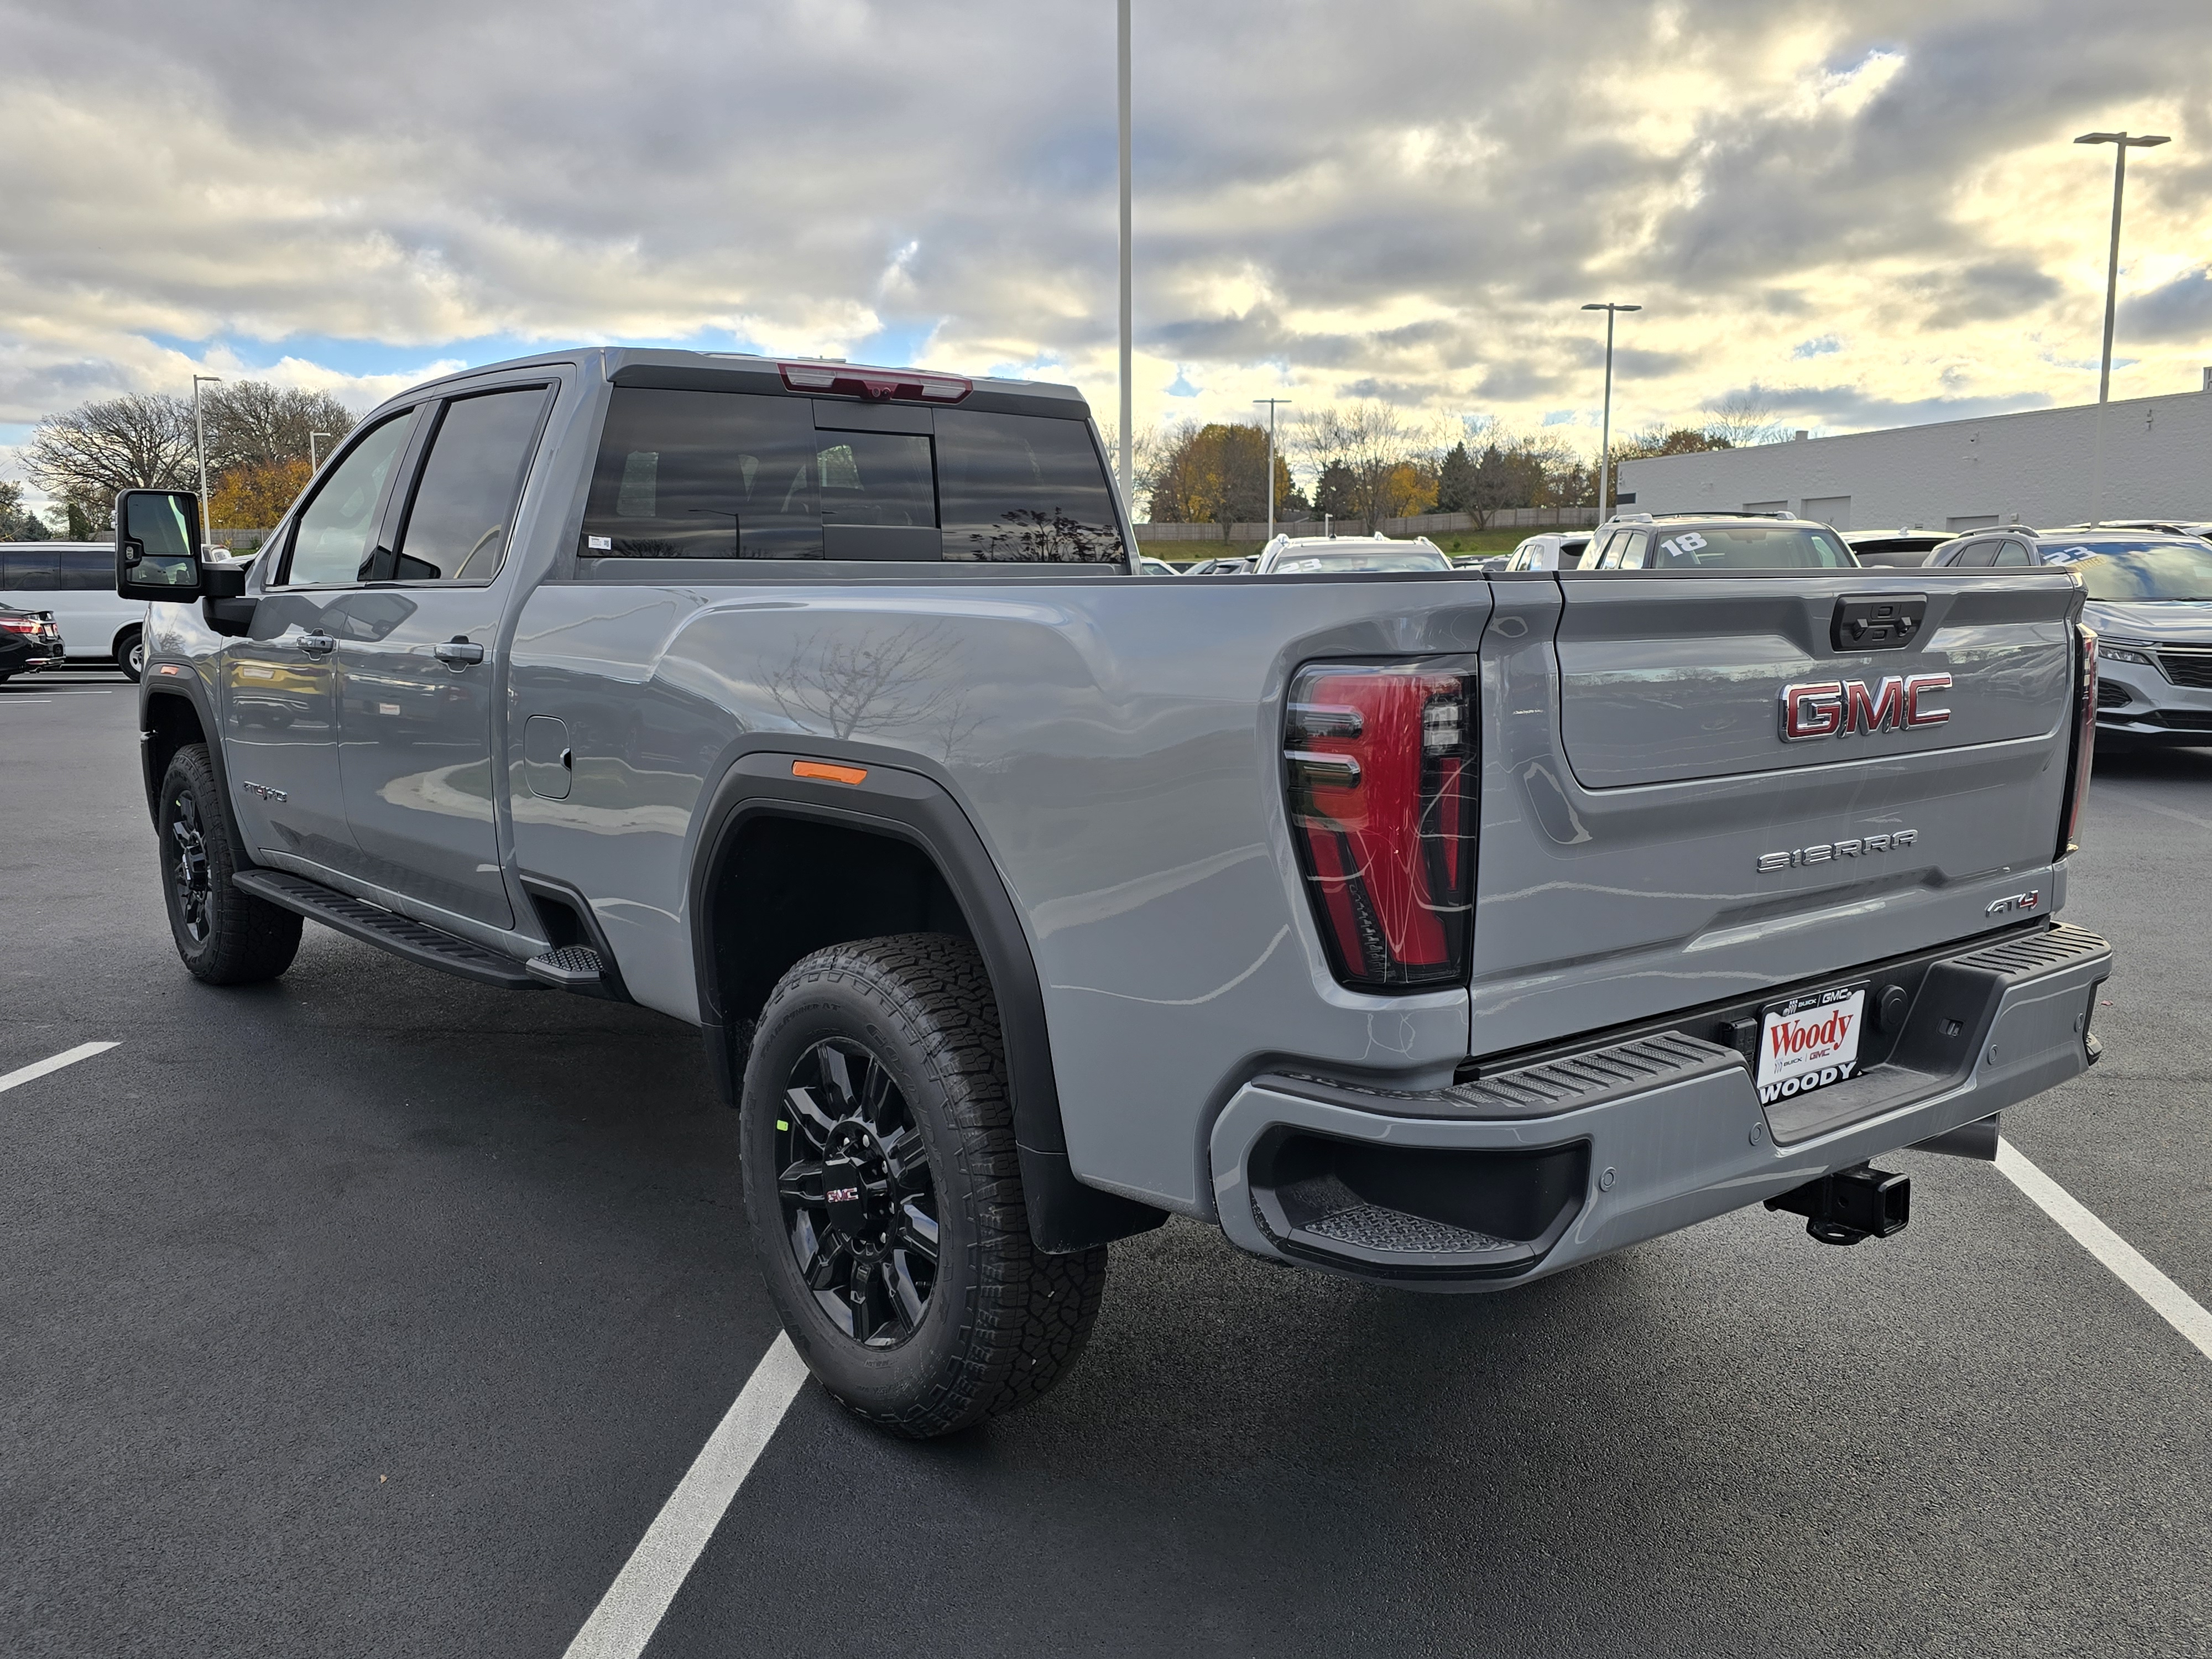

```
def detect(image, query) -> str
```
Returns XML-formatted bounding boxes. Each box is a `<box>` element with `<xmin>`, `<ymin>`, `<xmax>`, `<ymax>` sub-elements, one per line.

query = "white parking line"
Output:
<box><xmin>2100</xmin><ymin>787</ymin><xmax>2212</xmax><ymax>836</ymax></box>
<box><xmin>562</xmin><ymin>1332</ymin><xmax>810</xmax><ymax>1659</ymax></box>
<box><xmin>0</xmin><ymin>1041</ymin><xmax>119</xmax><ymax>1095</ymax></box>
<box><xmin>1996</xmin><ymin>1138</ymin><xmax>2212</xmax><ymax>1363</ymax></box>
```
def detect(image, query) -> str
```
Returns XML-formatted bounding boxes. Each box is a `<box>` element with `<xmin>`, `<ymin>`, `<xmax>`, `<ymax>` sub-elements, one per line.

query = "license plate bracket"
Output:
<box><xmin>1756</xmin><ymin>982</ymin><xmax>1869</xmax><ymax>1105</ymax></box>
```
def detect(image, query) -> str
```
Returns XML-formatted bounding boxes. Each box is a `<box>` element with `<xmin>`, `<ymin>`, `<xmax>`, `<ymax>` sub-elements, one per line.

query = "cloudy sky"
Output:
<box><xmin>2</xmin><ymin>0</ymin><xmax>2209</xmax><ymax>504</ymax></box>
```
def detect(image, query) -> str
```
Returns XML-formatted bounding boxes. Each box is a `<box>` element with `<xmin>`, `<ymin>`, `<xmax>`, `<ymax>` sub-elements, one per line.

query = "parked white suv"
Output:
<box><xmin>0</xmin><ymin>541</ymin><xmax>156</xmax><ymax>679</ymax></box>
<box><xmin>1503</xmin><ymin>531</ymin><xmax>1592</xmax><ymax>572</ymax></box>
<box><xmin>1250</xmin><ymin>533</ymin><xmax>1453</xmax><ymax>574</ymax></box>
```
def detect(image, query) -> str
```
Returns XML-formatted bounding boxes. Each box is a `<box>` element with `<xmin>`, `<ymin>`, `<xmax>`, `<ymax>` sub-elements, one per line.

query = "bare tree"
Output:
<box><xmin>23</xmin><ymin>394</ymin><xmax>197</xmax><ymax>530</ymax></box>
<box><xmin>203</xmin><ymin>381</ymin><xmax>358</xmax><ymax>473</ymax></box>
<box><xmin>1702</xmin><ymin>388</ymin><xmax>1790</xmax><ymax>448</ymax></box>
<box><xmin>768</xmin><ymin>622</ymin><xmax>988</xmax><ymax>763</ymax></box>
<box><xmin>1097</xmin><ymin>419</ymin><xmax>1175</xmax><ymax>519</ymax></box>
<box><xmin>1293</xmin><ymin>401</ymin><xmax>1442</xmax><ymax>531</ymax></box>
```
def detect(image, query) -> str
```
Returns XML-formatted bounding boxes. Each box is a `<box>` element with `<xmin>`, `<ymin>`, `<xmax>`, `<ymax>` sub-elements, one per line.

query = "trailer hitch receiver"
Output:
<box><xmin>1765</xmin><ymin>1164</ymin><xmax>1910</xmax><ymax>1246</ymax></box>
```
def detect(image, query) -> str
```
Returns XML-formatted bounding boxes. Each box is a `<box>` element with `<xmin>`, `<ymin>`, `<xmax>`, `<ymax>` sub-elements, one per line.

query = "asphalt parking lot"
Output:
<box><xmin>4</xmin><ymin>669</ymin><xmax>2209</xmax><ymax>1659</ymax></box>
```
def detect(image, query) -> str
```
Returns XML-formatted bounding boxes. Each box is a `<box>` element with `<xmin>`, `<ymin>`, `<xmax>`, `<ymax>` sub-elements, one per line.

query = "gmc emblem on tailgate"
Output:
<box><xmin>1780</xmin><ymin>673</ymin><xmax>1952</xmax><ymax>742</ymax></box>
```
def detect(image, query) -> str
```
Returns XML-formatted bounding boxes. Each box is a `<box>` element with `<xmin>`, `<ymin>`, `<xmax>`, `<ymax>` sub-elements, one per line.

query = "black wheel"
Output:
<box><xmin>157</xmin><ymin>744</ymin><xmax>302</xmax><ymax>984</ymax></box>
<box><xmin>741</xmin><ymin>934</ymin><xmax>1107</xmax><ymax>1438</ymax></box>
<box><xmin>117</xmin><ymin>629</ymin><xmax>144</xmax><ymax>683</ymax></box>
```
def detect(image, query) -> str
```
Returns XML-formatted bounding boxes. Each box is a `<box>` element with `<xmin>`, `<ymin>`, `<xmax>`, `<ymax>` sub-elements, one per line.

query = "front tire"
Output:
<box><xmin>740</xmin><ymin>934</ymin><xmax>1107</xmax><ymax>1438</ymax></box>
<box><xmin>157</xmin><ymin>744</ymin><xmax>302</xmax><ymax>984</ymax></box>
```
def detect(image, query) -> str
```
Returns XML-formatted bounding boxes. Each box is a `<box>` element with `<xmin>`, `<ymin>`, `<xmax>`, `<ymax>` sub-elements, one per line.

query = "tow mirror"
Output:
<box><xmin>115</xmin><ymin>489</ymin><xmax>206</xmax><ymax>602</ymax></box>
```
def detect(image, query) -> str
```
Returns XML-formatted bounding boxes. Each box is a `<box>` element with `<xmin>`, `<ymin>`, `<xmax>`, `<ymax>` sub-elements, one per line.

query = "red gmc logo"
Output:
<box><xmin>1781</xmin><ymin>673</ymin><xmax>1952</xmax><ymax>742</ymax></box>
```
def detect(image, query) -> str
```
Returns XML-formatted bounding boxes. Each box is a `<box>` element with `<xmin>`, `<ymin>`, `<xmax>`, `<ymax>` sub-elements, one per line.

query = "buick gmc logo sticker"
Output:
<box><xmin>1780</xmin><ymin>673</ymin><xmax>1952</xmax><ymax>742</ymax></box>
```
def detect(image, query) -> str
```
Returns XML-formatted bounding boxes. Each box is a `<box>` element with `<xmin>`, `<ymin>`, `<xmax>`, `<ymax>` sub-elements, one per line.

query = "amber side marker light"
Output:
<box><xmin>792</xmin><ymin>759</ymin><xmax>869</xmax><ymax>786</ymax></box>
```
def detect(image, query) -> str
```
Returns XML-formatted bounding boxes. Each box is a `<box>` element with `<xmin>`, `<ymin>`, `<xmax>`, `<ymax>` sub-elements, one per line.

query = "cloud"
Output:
<box><xmin>0</xmin><ymin>0</ymin><xmax>2208</xmax><ymax>486</ymax></box>
<box><xmin>2119</xmin><ymin>267</ymin><xmax>2212</xmax><ymax>343</ymax></box>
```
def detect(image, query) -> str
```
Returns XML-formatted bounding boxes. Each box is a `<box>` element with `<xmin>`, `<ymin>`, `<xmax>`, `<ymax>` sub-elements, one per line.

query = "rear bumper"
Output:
<box><xmin>1209</xmin><ymin>924</ymin><xmax>2112</xmax><ymax>1290</ymax></box>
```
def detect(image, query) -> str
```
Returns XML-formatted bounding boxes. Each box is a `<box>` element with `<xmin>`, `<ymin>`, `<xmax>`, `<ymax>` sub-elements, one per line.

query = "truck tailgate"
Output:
<box><xmin>1467</xmin><ymin>569</ymin><xmax>2085</xmax><ymax>1057</ymax></box>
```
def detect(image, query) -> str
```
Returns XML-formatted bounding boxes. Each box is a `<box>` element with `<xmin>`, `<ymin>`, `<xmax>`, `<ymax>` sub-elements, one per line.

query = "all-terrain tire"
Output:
<box><xmin>157</xmin><ymin>743</ymin><xmax>302</xmax><ymax>984</ymax></box>
<box><xmin>740</xmin><ymin>933</ymin><xmax>1107</xmax><ymax>1438</ymax></box>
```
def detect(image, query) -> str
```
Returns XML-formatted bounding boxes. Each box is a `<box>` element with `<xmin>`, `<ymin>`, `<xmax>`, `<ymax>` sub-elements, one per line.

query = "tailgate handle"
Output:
<box><xmin>1832</xmin><ymin>593</ymin><xmax>1927</xmax><ymax>653</ymax></box>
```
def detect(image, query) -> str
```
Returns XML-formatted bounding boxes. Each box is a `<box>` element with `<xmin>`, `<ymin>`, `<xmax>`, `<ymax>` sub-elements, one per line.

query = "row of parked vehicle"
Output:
<box><xmin>1496</xmin><ymin>510</ymin><xmax>2212</xmax><ymax>749</ymax></box>
<box><xmin>0</xmin><ymin>541</ymin><xmax>158</xmax><ymax>679</ymax></box>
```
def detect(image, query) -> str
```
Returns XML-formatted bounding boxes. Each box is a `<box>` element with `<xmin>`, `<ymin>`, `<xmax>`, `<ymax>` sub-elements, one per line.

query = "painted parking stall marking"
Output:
<box><xmin>0</xmin><ymin>1041</ymin><xmax>119</xmax><ymax>1095</ymax></box>
<box><xmin>561</xmin><ymin>1332</ymin><xmax>810</xmax><ymax>1659</ymax></box>
<box><xmin>1756</xmin><ymin>984</ymin><xmax>1865</xmax><ymax>1105</ymax></box>
<box><xmin>1995</xmin><ymin>1139</ymin><xmax>2212</xmax><ymax>1364</ymax></box>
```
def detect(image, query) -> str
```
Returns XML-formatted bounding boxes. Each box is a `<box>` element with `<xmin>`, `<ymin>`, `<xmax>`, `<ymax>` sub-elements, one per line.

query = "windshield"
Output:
<box><xmin>1648</xmin><ymin>525</ymin><xmax>1853</xmax><ymax>569</ymax></box>
<box><xmin>1274</xmin><ymin>546</ymin><xmax>1451</xmax><ymax>573</ymax></box>
<box><xmin>2040</xmin><ymin>539</ymin><xmax>2212</xmax><ymax>601</ymax></box>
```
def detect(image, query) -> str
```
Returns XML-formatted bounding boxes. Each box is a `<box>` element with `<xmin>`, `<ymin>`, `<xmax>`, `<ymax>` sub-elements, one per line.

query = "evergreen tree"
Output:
<box><xmin>1435</xmin><ymin>441</ymin><xmax>1476</xmax><ymax>513</ymax></box>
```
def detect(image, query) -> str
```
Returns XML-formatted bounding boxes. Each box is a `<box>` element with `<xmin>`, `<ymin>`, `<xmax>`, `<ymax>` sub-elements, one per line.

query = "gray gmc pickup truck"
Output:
<box><xmin>119</xmin><ymin>348</ymin><xmax>2112</xmax><ymax>1437</ymax></box>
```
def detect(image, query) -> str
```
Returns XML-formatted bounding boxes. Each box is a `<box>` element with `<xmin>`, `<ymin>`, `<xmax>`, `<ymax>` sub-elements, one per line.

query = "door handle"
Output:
<box><xmin>298</xmin><ymin>632</ymin><xmax>336</xmax><ymax>655</ymax></box>
<box><xmin>435</xmin><ymin>638</ymin><xmax>486</xmax><ymax>666</ymax></box>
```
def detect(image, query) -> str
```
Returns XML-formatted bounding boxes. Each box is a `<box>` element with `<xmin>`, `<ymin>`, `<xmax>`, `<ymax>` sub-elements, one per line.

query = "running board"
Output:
<box><xmin>232</xmin><ymin>868</ymin><xmax>541</xmax><ymax>990</ymax></box>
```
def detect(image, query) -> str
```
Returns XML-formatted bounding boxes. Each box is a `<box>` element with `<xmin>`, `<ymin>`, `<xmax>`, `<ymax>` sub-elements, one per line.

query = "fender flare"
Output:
<box><xmin>688</xmin><ymin>748</ymin><xmax>1166</xmax><ymax>1254</ymax></box>
<box><xmin>138</xmin><ymin>665</ymin><xmax>255</xmax><ymax>872</ymax></box>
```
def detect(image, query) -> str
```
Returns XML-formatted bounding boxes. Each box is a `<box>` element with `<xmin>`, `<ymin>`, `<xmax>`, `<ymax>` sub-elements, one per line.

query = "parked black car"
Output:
<box><xmin>0</xmin><ymin>601</ymin><xmax>64</xmax><ymax>681</ymax></box>
<box><xmin>1843</xmin><ymin>529</ymin><xmax>1953</xmax><ymax>569</ymax></box>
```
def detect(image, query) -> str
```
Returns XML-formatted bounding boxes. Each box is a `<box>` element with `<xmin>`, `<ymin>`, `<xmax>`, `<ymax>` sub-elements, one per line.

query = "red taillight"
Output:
<box><xmin>2059</xmin><ymin>624</ymin><xmax>2098</xmax><ymax>858</ymax></box>
<box><xmin>0</xmin><ymin>615</ymin><xmax>38</xmax><ymax>635</ymax></box>
<box><xmin>1285</xmin><ymin>660</ymin><xmax>1475</xmax><ymax>990</ymax></box>
<box><xmin>777</xmin><ymin>361</ymin><xmax>972</xmax><ymax>403</ymax></box>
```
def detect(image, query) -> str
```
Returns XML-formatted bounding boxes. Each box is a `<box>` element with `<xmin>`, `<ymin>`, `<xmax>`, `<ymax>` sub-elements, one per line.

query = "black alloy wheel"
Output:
<box><xmin>776</xmin><ymin>1037</ymin><xmax>941</xmax><ymax>1345</ymax></box>
<box><xmin>740</xmin><ymin>934</ymin><xmax>1108</xmax><ymax>1437</ymax></box>
<box><xmin>155</xmin><ymin>743</ymin><xmax>302</xmax><ymax>985</ymax></box>
<box><xmin>168</xmin><ymin>787</ymin><xmax>214</xmax><ymax>946</ymax></box>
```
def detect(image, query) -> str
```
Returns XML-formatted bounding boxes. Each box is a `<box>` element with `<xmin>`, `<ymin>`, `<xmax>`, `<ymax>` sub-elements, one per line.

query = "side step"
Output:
<box><xmin>232</xmin><ymin>868</ymin><xmax>541</xmax><ymax>990</ymax></box>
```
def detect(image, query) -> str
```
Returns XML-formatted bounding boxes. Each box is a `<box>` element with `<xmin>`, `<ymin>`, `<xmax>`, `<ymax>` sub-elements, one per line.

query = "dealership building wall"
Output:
<box><xmin>1614</xmin><ymin>386</ymin><xmax>2212</xmax><ymax>532</ymax></box>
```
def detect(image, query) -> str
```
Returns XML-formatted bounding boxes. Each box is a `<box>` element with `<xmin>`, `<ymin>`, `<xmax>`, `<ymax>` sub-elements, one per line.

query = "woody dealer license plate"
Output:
<box><xmin>1755</xmin><ymin>983</ymin><xmax>1867</xmax><ymax>1106</ymax></box>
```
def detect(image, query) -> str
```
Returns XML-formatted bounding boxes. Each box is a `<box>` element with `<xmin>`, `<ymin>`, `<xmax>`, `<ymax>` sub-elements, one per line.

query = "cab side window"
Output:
<box><xmin>1616</xmin><ymin>531</ymin><xmax>1650</xmax><ymax>570</ymax></box>
<box><xmin>1993</xmin><ymin>539</ymin><xmax>2034</xmax><ymax>567</ymax></box>
<box><xmin>383</xmin><ymin>387</ymin><xmax>551</xmax><ymax>582</ymax></box>
<box><xmin>1589</xmin><ymin>532</ymin><xmax>1621</xmax><ymax>569</ymax></box>
<box><xmin>1949</xmin><ymin>539</ymin><xmax>1999</xmax><ymax>567</ymax></box>
<box><xmin>281</xmin><ymin>411</ymin><xmax>416</xmax><ymax>586</ymax></box>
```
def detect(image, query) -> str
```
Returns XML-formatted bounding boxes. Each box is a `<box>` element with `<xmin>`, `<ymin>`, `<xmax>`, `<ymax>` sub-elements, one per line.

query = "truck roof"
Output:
<box><xmin>398</xmin><ymin>346</ymin><xmax>1093</xmax><ymax>421</ymax></box>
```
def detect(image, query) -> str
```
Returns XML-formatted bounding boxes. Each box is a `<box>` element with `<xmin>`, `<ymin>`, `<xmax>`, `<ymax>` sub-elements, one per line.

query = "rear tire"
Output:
<box><xmin>740</xmin><ymin>933</ymin><xmax>1107</xmax><ymax>1438</ymax></box>
<box><xmin>157</xmin><ymin>743</ymin><xmax>302</xmax><ymax>984</ymax></box>
<box><xmin>118</xmin><ymin>629</ymin><xmax>145</xmax><ymax>682</ymax></box>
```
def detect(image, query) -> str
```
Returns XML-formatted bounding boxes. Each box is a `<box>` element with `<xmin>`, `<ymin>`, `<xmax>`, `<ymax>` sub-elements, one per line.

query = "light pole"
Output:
<box><xmin>2076</xmin><ymin>131</ymin><xmax>2168</xmax><ymax>523</ymax></box>
<box><xmin>310</xmin><ymin>430</ymin><xmax>332</xmax><ymax>469</ymax></box>
<box><xmin>1580</xmin><ymin>304</ymin><xmax>1639</xmax><ymax>523</ymax></box>
<box><xmin>1254</xmin><ymin>397</ymin><xmax>1290</xmax><ymax>541</ymax></box>
<box><xmin>1117</xmin><ymin>0</ymin><xmax>1133</xmax><ymax>513</ymax></box>
<box><xmin>191</xmin><ymin>374</ymin><xmax>222</xmax><ymax>535</ymax></box>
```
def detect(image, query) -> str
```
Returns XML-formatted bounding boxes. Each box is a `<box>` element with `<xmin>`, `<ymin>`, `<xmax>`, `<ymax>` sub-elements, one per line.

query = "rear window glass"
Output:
<box><xmin>1648</xmin><ymin>526</ymin><xmax>1852</xmax><ymax>568</ymax></box>
<box><xmin>2040</xmin><ymin>539</ymin><xmax>2212</xmax><ymax>601</ymax></box>
<box><xmin>583</xmin><ymin>388</ymin><xmax>820</xmax><ymax>559</ymax></box>
<box><xmin>585</xmin><ymin>390</ymin><xmax>1124</xmax><ymax>564</ymax></box>
<box><xmin>935</xmin><ymin>410</ymin><xmax>1120</xmax><ymax>562</ymax></box>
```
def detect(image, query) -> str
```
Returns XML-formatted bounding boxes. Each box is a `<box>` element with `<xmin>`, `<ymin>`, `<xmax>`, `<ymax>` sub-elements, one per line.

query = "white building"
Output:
<box><xmin>1615</xmin><ymin>382</ymin><xmax>2212</xmax><ymax>533</ymax></box>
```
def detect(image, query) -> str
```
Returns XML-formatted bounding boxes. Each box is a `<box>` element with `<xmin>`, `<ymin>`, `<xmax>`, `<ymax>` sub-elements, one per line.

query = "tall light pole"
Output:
<box><xmin>2076</xmin><ymin>131</ymin><xmax>2169</xmax><ymax>523</ymax></box>
<box><xmin>191</xmin><ymin>374</ymin><xmax>221</xmax><ymax>535</ymax></box>
<box><xmin>1117</xmin><ymin>0</ymin><xmax>1133</xmax><ymax>514</ymax></box>
<box><xmin>310</xmin><ymin>430</ymin><xmax>332</xmax><ymax>469</ymax></box>
<box><xmin>1254</xmin><ymin>397</ymin><xmax>1290</xmax><ymax>541</ymax></box>
<box><xmin>1580</xmin><ymin>304</ymin><xmax>1639</xmax><ymax>523</ymax></box>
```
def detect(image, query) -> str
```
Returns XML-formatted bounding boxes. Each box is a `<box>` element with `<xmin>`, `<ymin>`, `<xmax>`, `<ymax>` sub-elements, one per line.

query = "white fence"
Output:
<box><xmin>1134</xmin><ymin>505</ymin><xmax>1600</xmax><ymax>542</ymax></box>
